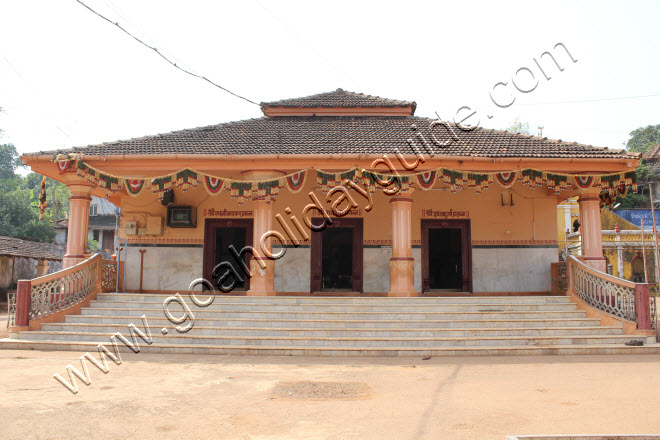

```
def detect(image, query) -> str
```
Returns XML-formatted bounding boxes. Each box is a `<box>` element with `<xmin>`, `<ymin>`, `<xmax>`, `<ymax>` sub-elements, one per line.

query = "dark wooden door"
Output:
<box><xmin>203</xmin><ymin>218</ymin><xmax>253</xmax><ymax>292</ymax></box>
<box><xmin>310</xmin><ymin>218</ymin><xmax>363</xmax><ymax>293</ymax></box>
<box><xmin>102</xmin><ymin>230</ymin><xmax>115</xmax><ymax>253</ymax></box>
<box><xmin>421</xmin><ymin>219</ymin><xmax>472</xmax><ymax>293</ymax></box>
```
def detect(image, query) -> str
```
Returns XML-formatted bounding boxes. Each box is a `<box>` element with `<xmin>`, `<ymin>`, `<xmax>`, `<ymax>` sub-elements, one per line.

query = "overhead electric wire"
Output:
<box><xmin>73</xmin><ymin>0</ymin><xmax>260</xmax><ymax>106</ymax></box>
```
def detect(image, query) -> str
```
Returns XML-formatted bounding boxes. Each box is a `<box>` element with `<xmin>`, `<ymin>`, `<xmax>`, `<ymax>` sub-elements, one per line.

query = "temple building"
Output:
<box><xmin>21</xmin><ymin>89</ymin><xmax>640</xmax><ymax>297</ymax></box>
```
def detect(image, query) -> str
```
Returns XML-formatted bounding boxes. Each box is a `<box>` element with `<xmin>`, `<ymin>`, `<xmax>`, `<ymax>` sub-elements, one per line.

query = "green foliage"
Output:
<box><xmin>626</xmin><ymin>124</ymin><xmax>660</xmax><ymax>153</ymax></box>
<box><xmin>0</xmin><ymin>143</ymin><xmax>20</xmax><ymax>179</ymax></box>
<box><xmin>505</xmin><ymin>118</ymin><xmax>531</xmax><ymax>135</ymax></box>
<box><xmin>87</xmin><ymin>238</ymin><xmax>100</xmax><ymax>253</ymax></box>
<box><xmin>0</xmin><ymin>187</ymin><xmax>56</xmax><ymax>242</ymax></box>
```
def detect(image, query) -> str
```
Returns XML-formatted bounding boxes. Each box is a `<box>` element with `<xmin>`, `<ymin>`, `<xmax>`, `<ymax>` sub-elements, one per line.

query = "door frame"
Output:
<box><xmin>203</xmin><ymin>218</ymin><xmax>253</xmax><ymax>291</ymax></box>
<box><xmin>421</xmin><ymin>219</ymin><xmax>472</xmax><ymax>293</ymax></box>
<box><xmin>310</xmin><ymin>217</ymin><xmax>363</xmax><ymax>293</ymax></box>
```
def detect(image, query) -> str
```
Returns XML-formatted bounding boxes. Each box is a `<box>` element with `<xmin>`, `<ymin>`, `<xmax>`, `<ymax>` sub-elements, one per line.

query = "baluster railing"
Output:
<box><xmin>101</xmin><ymin>258</ymin><xmax>123</xmax><ymax>292</ymax></box>
<box><xmin>567</xmin><ymin>255</ymin><xmax>652</xmax><ymax>330</ymax></box>
<box><xmin>12</xmin><ymin>254</ymin><xmax>103</xmax><ymax>329</ymax></box>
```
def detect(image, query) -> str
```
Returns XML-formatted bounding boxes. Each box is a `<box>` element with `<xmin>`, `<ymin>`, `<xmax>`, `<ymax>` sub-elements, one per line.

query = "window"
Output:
<box><xmin>93</xmin><ymin>230</ymin><xmax>100</xmax><ymax>241</ymax></box>
<box><xmin>90</xmin><ymin>205</ymin><xmax>98</xmax><ymax>216</ymax></box>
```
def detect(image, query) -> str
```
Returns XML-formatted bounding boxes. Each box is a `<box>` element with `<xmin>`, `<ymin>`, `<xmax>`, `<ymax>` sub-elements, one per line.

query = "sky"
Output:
<box><xmin>0</xmin><ymin>0</ymin><xmax>659</xmax><ymax>158</ymax></box>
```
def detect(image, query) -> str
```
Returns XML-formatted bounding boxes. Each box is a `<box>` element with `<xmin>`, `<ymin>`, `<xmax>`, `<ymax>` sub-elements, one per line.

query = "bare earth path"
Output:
<box><xmin>0</xmin><ymin>350</ymin><xmax>658</xmax><ymax>440</ymax></box>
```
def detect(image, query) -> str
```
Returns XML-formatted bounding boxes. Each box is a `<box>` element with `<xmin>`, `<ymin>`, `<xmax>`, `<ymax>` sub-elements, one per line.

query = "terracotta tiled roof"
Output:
<box><xmin>261</xmin><ymin>88</ymin><xmax>415</xmax><ymax>111</ymax></box>
<box><xmin>642</xmin><ymin>143</ymin><xmax>660</xmax><ymax>161</ymax></box>
<box><xmin>27</xmin><ymin>116</ymin><xmax>636</xmax><ymax>160</ymax></box>
<box><xmin>56</xmin><ymin>215</ymin><xmax>117</xmax><ymax>230</ymax></box>
<box><xmin>0</xmin><ymin>236</ymin><xmax>62</xmax><ymax>261</ymax></box>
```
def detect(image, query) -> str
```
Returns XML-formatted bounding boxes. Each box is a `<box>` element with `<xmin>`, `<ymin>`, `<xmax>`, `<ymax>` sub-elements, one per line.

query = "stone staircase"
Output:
<box><xmin>2</xmin><ymin>293</ymin><xmax>659</xmax><ymax>356</ymax></box>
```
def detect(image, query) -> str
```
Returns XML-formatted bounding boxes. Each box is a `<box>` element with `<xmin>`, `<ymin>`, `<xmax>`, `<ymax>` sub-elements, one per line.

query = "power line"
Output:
<box><xmin>73</xmin><ymin>0</ymin><xmax>260</xmax><ymax>106</ymax></box>
<box><xmin>518</xmin><ymin>92</ymin><xmax>660</xmax><ymax>106</ymax></box>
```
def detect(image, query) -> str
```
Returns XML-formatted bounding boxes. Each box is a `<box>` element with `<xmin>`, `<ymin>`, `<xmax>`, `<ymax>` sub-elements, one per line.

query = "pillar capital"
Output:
<box><xmin>577</xmin><ymin>186</ymin><xmax>602</xmax><ymax>200</ymax></box>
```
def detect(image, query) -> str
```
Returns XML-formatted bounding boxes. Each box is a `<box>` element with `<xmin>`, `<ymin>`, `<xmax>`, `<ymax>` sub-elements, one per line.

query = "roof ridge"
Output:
<box><xmin>260</xmin><ymin>88</ymin><xmax>415</xmax><ymax>109</ymax></box>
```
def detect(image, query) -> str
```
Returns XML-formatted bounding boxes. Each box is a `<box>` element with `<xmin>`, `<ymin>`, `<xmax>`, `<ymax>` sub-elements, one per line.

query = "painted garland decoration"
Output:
<box><xmin>285</xmin><ymin>171</ymin><xmax>307</xmax><ymax>193</ymax></box>
<box><xmin>125</xmin><ymin>179</ymin><xmax>145</xmax><ymax>196</ymax></box>
<box><xmin>203</xmin><ymin>176</ymin><xmax>224</xmax><ymax>195</ymax></box>
<box><xmin>495</xmin><ymin>172</ymin><xmax>517</xmax><ymax>188</ymax></box>
<box><xmin>53</xmin><ymin>153</ymin><xmax>77</xmax><ymax>173</ymax></box>
<box><xmin>546</xmin><ymin>173</ymin><xmax>569</xmax><ymax>193</ymax></box>
<box><xmin>175</xmin><ymin>169</ymin><xmax>200</xmax><ymax>192</ymax></box>
<box><xmin>442</xmin><ymin>169</ymin><xmax>465</xmax><ymax>193</ymax></box>
<box><xmin>416</xmin><ymin>170</ymin><xmax>436</xmax><ymax>190</ymax></box>
<box><xmin>521</xmin><ymin>169</ymin><xmax>544</xmax><ymax>188</ymax></box>
<box><xmin>317</xmin><ymin>168</ymin><xmax>358</xmax><ymax>192</ymax></box>
<box><xmin>38</xmin><ymin>176</ymin><xmax>47</xmax><ymax>221</ymax></box>
<box><xmin>466</xmin><ymin>173</ymin><xmax>493</xmax><ymax>194</ymax></box>
<box><xmin>574</xmin><ymin>175</ymin><xmax>594</xmax><ymax>189</ymax></box>
<box><xmin>53</xmin><ymin>155</ymin><xmax>640</xmax><ymax>209</ymax></box>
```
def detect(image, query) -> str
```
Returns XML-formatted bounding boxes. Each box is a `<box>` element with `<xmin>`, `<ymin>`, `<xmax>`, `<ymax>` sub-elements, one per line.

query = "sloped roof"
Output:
<box><xmin>0</xmin><ymin>236</ymin><xmax>62</xmax><ymax>261</ymax></box>
<box><xmin>642</xmin><ymin>143</ymin><xmax>660</xmax><ymax>161</ymax></box>
<box><xmin>56</xmin><ymin>215</ymin><xmax>116</xmax><ymax>230</ymax></box>
<box><xmin>261</xmin><ymin>88</ymin><xmax>415</xmax><ymax>111</ymax></box>
<box><xmin>25</xmin><ymin>116</ymin><xmax>636</xmax><ymax>160</ymax></box>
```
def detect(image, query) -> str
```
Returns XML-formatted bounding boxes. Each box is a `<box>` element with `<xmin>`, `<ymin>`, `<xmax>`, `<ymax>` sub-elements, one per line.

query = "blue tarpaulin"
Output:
<box><xmin>612</xmin><ymin>209</ymin><xmax>656</xmax><ymax>229</ymax></box>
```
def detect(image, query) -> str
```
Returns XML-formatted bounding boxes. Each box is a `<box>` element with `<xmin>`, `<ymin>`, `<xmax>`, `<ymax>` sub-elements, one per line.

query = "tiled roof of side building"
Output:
<box><xmin>261</xmin><ymin>88</ymin><xmax>416</xmax><ymax>110</ymax></box>
<box><xmin>0</xmin><ymin>236</ymin><xmax>62</xmax><ymax>261</ymax></box>
<box><xmin>56</xmin><ymin>215</ymin><xmax>117</xmax><ymax>230</ymax></box>
<box><xmin>642</xmin><ymin>143</ymin><xmax>660</xmax><ymax>160</ymax></box>
<box><xmin>26</xmin><ymin>116</ymin><xmax>637</xmax><ymax>160</ymax></box>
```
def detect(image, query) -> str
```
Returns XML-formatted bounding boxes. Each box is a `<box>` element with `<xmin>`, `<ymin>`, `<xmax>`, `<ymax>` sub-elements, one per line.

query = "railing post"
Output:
<box><xmin>95</xmin><ymin>255</ymin><xmax>103</xmax><ymax>294</ymax></box>
<box><xmin>634</xmin><ymin>283</ymin><xmax>652</xmax><ymax>331</ymax></box>
<box><xmin>15</xmin><ymin>280</ymin><xmax>32</xmax><ymax>327</ymax></box>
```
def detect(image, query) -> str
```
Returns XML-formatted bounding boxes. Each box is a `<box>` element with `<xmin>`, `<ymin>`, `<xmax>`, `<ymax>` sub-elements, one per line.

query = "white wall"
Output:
<box><xmin>472</xmin><ymin>247</ymin><xmax>557</xmax><ymax>292</ymax></box>
<box><xmin>123</xmin><ymin>246</ymin><xmax>203</xmax><ymax>292</ymax></box>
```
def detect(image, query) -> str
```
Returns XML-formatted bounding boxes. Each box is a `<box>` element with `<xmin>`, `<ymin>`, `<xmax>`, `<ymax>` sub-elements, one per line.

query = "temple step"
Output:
<box><xmin>3</xmin><ymin>295</ymin><xmax>656</xmax><ymax>356</ymax></box>
<box><xmin>65</xmin><ymin>315</ymin><xmax>605</xmax><ymax>329</ymax></box>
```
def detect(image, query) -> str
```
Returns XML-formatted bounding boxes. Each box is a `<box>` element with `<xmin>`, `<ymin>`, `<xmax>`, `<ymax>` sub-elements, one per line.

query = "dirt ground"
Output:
<box><xmin>0</xmin><ymin>350</ymin><xmax>658</xmax><ymax>439</ymax></box>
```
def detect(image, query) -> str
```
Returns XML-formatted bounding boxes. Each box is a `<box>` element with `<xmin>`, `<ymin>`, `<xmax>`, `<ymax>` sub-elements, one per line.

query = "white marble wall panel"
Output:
<box><xmin>363</xmin><ymin>247</ymin><xmax>392</xmax><ymax>293</ymax></box>
<box><xmin>413</xmin><ymin>247</ymin><xmax>421</xmax><ymax>292</ymax></box>
<box><xmin>124</xmin><ymin>246</ymin><xmax>203</xmax><ymax>292</ymax></box>
<box><xmin>472</xmin><ymin>247</ymin><xmax>557</xmax><ymax>292</ymax></box>
<box><xmin>274</xmin><ymin>247</ymin><xmax>311</xmax><ymax>292</ymax></box>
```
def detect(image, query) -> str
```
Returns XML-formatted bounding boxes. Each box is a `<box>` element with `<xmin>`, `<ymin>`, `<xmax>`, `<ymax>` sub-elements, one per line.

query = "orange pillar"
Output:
<box><xmin>578</xmin><ymin>189</ymin><xmax>606</xmax><ymax>272</ymax></box>
<box><xmin>247</xmin><ymin>198</ymin><xmax>276</xmax><ymax>296</ymax></box>
<box><xmin>243</xmin><ymin>170</ymin><xmax>282</xmax><ymax>296</ymax></box>
<box><xmin>388</xmin><ymin>197</ymin><xmax>417</xmax><ymax>296</ymax></box>
<box><xmin>63</xmin><ymin>182</ymin><xmax>93</xmax><ymax>268</ymax></box>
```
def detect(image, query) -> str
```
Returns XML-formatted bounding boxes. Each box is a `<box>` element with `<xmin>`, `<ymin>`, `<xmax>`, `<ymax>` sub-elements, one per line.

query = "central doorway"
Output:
<box><xmin>421</xmin><ymin>219</ymin><xmax>472</xmax><ymax>293</ymax></box>
<box><xmin>203</xmin><ymin>219</ymin><xmax>253</xmax><ymax>292</ymax></box>
<box><xmin>311</xmin><ymin>218</ymin><xmax>363</xmax><ymax>293</ymax></box>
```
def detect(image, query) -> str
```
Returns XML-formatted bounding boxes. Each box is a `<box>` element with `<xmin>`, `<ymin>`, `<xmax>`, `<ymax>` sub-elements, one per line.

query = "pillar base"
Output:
<box><xmin>246</xmin><ymin>290</ymin><xmax>278</xmax><ymax>296</ymax></box>
<box><xmin>387</xmin><ymin>258</ymin><xmax>418</xmax><ymax>297</ymax></box>
<box><xmin>63</xmin><ymin>253</ymin><xmax>91</xmax><ymax>269</ymax></box>
<box><xmin>387</xmin><ymin>290</ymin><xmax>418</xmax><ymax>297</ymax></box>
<box><xmin>578</xmin><ymin>256</ymin><xmax>607</xmax><ymax>273</ymax></box>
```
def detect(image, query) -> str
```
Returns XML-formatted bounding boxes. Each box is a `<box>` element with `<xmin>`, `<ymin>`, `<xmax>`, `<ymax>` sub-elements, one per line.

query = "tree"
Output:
<box><xmin>505</xmin><ymin>118</ymin><xmax>532</xmax><ymax>135</ymax></box>
<box><xmin>626</xmin><ymin>124</ymin><xmax>660</xmax><ymax>153</ymax></box>
<box><xmin>0</xmin><ymin>143</ymin><xmax>20</xmax><ymax>180</ymax></box>
<box><xmin>0</xmin><ymin>187</ymin><xmax>56</xmax><ymax>242</ymax></box>
<box><xmin>616</xmin><ymin>124</ymin><xmax>660</xmax><ymax>208</ymax></box>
